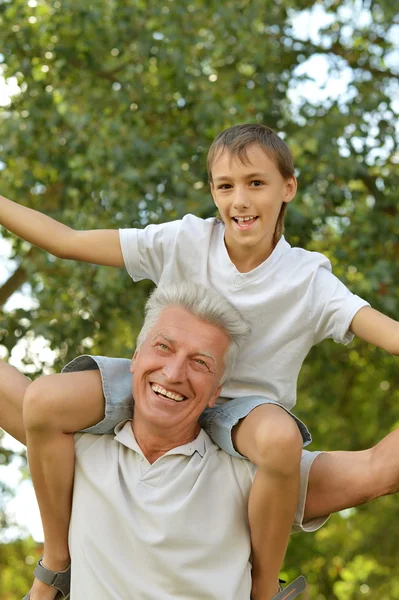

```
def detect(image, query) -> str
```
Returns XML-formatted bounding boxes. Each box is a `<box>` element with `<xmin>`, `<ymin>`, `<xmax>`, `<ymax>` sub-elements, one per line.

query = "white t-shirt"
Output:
<box><xmin>120</xmin><ymin>215</ymin><xmax>368</xmax><ymax>409</ymax></box>
<box><xmin>69</xmin><ymin>421</ymin><xmax>324</xmax><ymax>599</ymax></box>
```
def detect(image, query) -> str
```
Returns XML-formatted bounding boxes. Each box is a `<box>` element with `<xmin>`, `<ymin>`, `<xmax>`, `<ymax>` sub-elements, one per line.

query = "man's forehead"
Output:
<box><xmin>149</xmin><ymin>306</ymin><xmax>228</xmax><ymax>352</ymax></box>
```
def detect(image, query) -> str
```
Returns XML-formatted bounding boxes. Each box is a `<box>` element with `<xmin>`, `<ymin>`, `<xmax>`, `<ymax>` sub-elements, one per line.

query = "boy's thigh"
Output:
<box><xmin>199</xmin><ymin>396</ymin><xmax>311</xmax><ymax>459</ymax></box>
<box><xmin>26</xmin><ymin>370</ymin><xmax>106</xmax><ymax>432</ymax></box>
<box><xmin>62</xmin><ymin>355</ymin><xmax>133</xmax><ymax>434</ymax></box>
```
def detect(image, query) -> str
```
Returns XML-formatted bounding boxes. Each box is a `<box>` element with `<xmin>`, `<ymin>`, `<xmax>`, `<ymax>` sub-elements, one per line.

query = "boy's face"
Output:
<box><xmin>210</xmin><ymin>144</ymin><xmax>296</xmax><ymax>263</ymax></box>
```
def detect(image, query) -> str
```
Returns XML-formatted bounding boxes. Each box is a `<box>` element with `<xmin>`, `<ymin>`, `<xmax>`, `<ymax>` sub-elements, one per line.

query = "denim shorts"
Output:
<box><xmin>63</xmin><ymin>355</ymin><xmax>312</xmax><ymax>458</ymax></box>
<box><xmin>63</xmin><ymin>355</ymin><xmax>325</xmax><ymax>532</ymax></box>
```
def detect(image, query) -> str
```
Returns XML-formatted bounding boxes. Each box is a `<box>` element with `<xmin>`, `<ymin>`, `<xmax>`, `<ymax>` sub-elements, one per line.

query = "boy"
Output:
<box><xmin>1</xmin><ymin>124</ymin><xmax>398</xmax><ymax>600</ymax></box>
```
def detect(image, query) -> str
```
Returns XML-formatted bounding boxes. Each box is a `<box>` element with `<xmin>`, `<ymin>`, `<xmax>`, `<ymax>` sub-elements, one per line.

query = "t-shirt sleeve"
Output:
<box><xmin>311</xmin><ymin>266</ymin><xmax>370</xmax><ymax>345</ymax></box>
<box><xmin>119</xmin><ymin>219</ymin><xmax>182</xmax><ymax>283</ymax></box>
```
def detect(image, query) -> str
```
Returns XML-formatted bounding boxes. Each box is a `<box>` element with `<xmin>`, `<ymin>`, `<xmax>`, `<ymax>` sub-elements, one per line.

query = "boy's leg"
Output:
<box><xmin>304</xmin><ymin>426</ymin><xmax>399</xmax><ymax>521</ymax></box>
<box><xmin>0</xmin><ymin>359</ymin><xmax>30</xmax><ymax>444</ymax></box>
<box><xmin>232</xmin><ymin>404</ymin><xmax>303</xmax><ymax>600</ymax></box>
<box><xmin>23</xmin><ymin>370</ymin><xmax>105</xmax><ymax>600</ymax></box>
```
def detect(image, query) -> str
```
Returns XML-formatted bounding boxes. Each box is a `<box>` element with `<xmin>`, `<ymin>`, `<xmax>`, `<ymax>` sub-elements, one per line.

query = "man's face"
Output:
<box><xmin>210</xmin><ymin>143</ymin><xmax>296</xmax><ymax>258</ymax></box>
<box><xmin>130</xmin><ymin>306</ymin><xmax>229</xmax><ymax>433</ymax></box>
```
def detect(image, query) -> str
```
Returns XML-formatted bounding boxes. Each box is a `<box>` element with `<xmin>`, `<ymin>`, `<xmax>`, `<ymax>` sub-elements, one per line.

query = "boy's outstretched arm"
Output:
<box><xmin>0</xmin><ymin>194</ymin><xmax>124</xmax><ymax>267</ymax></box>
<box><xmin>350</xmin><ymin>306</ymin><xmax>399</xmax><ymax>355</ymax></box>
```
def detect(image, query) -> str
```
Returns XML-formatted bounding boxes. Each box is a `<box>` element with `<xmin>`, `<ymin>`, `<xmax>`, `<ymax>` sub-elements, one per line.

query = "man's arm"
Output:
<box><xmin>349</xmin><ymin>306</ymin><xmax>399</xmax><ymax>355</ymax></box>
<box><xmin>0</xmin><ymin>194</ymin><xmax>124</xmax><ymax>267</ymax></box>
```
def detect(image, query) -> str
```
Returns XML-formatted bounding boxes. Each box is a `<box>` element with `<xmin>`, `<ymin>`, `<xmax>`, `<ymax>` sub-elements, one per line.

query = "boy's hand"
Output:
<box><xmin>0</xmin><ymin>195</ymin><xmax>124</xmax><ymax>267</ymax></box>
<box><xmin>350</xmin><ymin>306</ymin><xmax>399</xmax><ymax>355</ymax></box>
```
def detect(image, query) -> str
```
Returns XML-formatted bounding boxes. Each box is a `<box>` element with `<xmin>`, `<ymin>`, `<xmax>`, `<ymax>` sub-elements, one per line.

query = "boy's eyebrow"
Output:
<box><xmin>213</xmin><ymin>171</ymin><xmax>269</xmax><ymax>183</ymax></box>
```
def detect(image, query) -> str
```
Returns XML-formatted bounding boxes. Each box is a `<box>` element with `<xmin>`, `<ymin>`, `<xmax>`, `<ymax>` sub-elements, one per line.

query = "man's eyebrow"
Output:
<box><xmin>151</xmin><ymin>332</ymin><xmax>176</xmax><ymax>344</ymax></box>
<box><xmin>152</xmin><ymin>331</ymin><xmax>217</xmax><ymax>367</ymax></box>
<box><xmin>196</xmin><ymin>351</ymin><xmax>217</xmax><ymax>366</ymax></box>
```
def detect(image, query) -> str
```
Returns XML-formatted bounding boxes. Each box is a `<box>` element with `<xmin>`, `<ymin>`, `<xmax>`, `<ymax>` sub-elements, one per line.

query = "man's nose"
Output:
<box><xmin>162</xmin><ymin>356</ymin><xmax>186</xmax><ymax>382</ymax></box>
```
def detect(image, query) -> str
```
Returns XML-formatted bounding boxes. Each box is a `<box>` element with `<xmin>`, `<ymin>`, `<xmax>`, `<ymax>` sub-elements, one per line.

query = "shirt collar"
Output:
<box><xmin>114</xmin><ymin>420</ymin><xmax>213</xmax><ymax>459</ymax></box>
<box><xmin>217</xmin><ymin>222</ymin><xmax>291</xmax><ymax>274</ymax></box>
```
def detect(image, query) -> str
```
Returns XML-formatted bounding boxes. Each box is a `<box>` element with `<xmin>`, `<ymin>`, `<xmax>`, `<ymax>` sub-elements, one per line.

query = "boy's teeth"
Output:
<box><xmin>151</xmin><ymin>383</ymin><xmax>185</xmax><ymax>402</ymax></box>
<box><xmin>236</xmin><ymin>216</ymin><xmax>256</xmax><ymax>222</ymax></box>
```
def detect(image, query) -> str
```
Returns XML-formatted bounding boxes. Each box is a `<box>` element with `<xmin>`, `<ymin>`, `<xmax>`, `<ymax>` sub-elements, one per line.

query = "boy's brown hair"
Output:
<box><xmin>207</xmin><ymin>124</ymin><xmax>295</xmax><ymax>245</ymax></box>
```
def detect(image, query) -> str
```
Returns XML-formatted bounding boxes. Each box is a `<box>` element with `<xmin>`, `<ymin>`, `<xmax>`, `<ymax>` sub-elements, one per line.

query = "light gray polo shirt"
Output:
<box><xmin>69</xmin><ymin>421</ymin><xmax>325</xmax><ymax>599</ymax></box>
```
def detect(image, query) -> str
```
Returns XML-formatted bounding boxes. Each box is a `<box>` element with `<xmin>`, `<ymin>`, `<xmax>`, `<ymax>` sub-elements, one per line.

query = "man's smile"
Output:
<box><xmin>150</xmin><ymin>382</ymin><xmax>187</xmax><ymax>402</ymax></box>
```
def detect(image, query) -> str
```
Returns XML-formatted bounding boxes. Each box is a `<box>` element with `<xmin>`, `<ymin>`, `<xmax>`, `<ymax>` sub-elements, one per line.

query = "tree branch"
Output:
<box><xmin>0</xmin><ymin>264</ymin><xmax>28</xmax><ymax>309</ymax></box>
<box><xmin>298</xmin><ymin>40</ymin><xmax>398</xmax><ymax>81</ymax></box>
<box><xmin>0</xmin><ymin>247</ymin><xmax>40</xmax><ymax>309</ymax></box>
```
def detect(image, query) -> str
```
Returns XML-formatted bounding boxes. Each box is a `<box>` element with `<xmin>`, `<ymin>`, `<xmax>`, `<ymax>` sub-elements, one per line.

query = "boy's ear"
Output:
<box><xmin>130</xmin><ymin>350</ymin><xmax>139</xmax><ymax>374</ymax></box>
<box><xmin>210</xmin><ymin>181</ymin><xmax>217</xmax><ymax>205</ymax></box>
<box><xmin>283</xmin><ymin>176</ymin><xmax>297</xmax><ymax>204</ymax></box>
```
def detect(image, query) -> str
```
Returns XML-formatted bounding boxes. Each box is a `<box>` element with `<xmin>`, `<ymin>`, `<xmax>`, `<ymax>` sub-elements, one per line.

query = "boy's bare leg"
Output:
<box><xmin>23</xmin><ymin>370</ymin><xmax>105</xmax><ymax>600</ymax></box>
<box><xmin>304</xmin><ymin>426</ymin><xmax>399</xmax><ymax>522</ymax></box>
<box><xmin>232</xmin><ymin>405</ymin><xmax>303</xmax><ymax>600</ymax></box>
<box><xmin>0</xmin><ymin>359</ymin><xmax>30</xmax><ymax>444</ymax></box>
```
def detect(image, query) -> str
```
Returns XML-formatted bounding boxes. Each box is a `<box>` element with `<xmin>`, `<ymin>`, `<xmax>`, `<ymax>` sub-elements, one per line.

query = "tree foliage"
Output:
<box><xmin>0</xmin><ymin>0</ymin><xmax>398</xmax><ymax>597</ymax></box>
<box><xmin>0</xmin><ymin>538</ymin><xmax>42</xmax><ymax>599</ymax></box>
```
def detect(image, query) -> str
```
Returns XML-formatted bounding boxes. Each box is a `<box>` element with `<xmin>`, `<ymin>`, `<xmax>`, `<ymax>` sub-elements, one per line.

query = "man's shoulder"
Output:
<box><xmin>201</xmin><ymin>433</ymin><xmax>256</xmax><ymax>497</ymax></box>
<box><xmin>73</xmin><ymin>431</ymin><xmax>115</xmax><ymax>458</ymax></box>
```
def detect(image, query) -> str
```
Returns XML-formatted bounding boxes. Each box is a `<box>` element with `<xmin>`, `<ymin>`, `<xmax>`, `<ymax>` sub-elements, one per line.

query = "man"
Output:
<box><xmin>67</xmin><ymin>283</ymin><xmax>322</xmax><ymax>598</ymax></box>
<box><xmin>1</xmin><ymin>283</ymin><xmax>399</xmax><ymax>599</ymax></box>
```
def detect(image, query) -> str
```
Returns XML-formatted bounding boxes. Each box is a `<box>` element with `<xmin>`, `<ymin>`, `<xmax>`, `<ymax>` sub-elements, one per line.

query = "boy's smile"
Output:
<box><xmin>210</xmin><ymin>144</ymin><xmax>297</xmax><ymax>272</ymax></box>
<box><xmin>233</xmin><ymin>215</ymin><xmax>258</xmax><ymax>229</ymax></box>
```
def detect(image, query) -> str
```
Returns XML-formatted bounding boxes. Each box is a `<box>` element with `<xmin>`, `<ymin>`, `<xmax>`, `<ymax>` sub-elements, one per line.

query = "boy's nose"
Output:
<box><xmin>232</xmin><ymin>189</ymin><xmax>250</xmax><ymax>211</ymax></box>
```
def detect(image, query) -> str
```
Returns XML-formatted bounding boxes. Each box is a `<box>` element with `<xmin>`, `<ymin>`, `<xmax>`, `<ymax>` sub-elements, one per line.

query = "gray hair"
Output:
<box><xmin>136</xmin><ymin>283</ymin><xmax>251</xmax><ymax>384</ymax></box>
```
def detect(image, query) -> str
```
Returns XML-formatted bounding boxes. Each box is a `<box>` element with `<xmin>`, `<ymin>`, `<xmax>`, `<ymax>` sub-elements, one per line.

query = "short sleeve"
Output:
<box><xmin>311</xmin><ymin>267</ymin><xmax>370</xmax><ymax>345</ymax></box>
<box><xmin>232</xmin><ymin>455</ymin><xmax>329</xmax><ymax>534</ymax></box>
<box><xmin>73</xmin><ymin>432</ymin><xmax>104</xmax><ymax>457</ymax></box>
<box><xmin>119</xmin><ymin>220</ymin><xmax>182</xmax><ymax>283</ymax></box>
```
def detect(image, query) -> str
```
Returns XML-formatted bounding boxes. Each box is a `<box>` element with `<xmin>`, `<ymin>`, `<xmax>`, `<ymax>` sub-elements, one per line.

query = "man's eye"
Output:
<box><xmin>158</xmin><ymin>343</ymin><xmax>170</xmax><ymax>350</ymax></box>
<box><xmin>194</xmin><ymin>359</ymin><xmax>209</xmax><ymax>370</ymax></box>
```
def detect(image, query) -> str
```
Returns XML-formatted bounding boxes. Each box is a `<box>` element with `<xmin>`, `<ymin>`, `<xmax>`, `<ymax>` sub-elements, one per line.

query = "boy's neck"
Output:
<box><xmin>225</xmin><ymin>238</ymin><xmax>275</xmax><ymax>273</ymax></box>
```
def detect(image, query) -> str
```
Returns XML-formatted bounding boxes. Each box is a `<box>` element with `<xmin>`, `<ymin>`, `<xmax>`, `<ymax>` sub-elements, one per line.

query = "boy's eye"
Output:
<box><xmin>218</xmin><ymin>183</ymin><xmax>232</xmax><ymax>190</ymax></box>
<box><xmin>250</xmin><ymin>180</ymin><xmax>263</xmax><ymax>187</ymax></box>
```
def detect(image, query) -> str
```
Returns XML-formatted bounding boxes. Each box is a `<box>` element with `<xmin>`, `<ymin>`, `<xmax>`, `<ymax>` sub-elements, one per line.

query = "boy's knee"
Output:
<box><xmin>251</xmin><ymin>410</ymin><xmax>303</xmax><ymax>474</ymax></box>
<box><xmin>23</xmin><ymin>377</ymin><xmax>59</xmax><ymax>431</ymax></box>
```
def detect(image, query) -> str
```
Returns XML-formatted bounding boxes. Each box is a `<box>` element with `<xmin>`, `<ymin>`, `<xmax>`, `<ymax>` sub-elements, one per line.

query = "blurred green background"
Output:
<box><xmin>0</xmin><ymin>0</ymin><xmax>398</xmax><ymax>597</ymax></box>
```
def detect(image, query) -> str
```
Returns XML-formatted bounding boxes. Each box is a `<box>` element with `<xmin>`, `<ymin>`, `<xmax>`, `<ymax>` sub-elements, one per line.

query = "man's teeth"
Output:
<box><xmin>151</xmin><ymin>383</ymin><xmax>185</xmax><ymax>402</ymax></box>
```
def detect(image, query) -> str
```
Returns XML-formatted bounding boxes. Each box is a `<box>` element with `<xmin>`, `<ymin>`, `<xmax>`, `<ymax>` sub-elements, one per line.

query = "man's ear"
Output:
<box><xmin>130</xmin><ymin>350</ymin><xmax>139</xmax><ymax>374</ymax></box>
<box><xmin>283</xmin><ymin>175</ymin><xmax>297</xmax><ymax>204</ymax></box>
<box><xmin>207</xmin><ymin>385</ymin><xmax>222</xmax><ymax>409</ymax></box>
